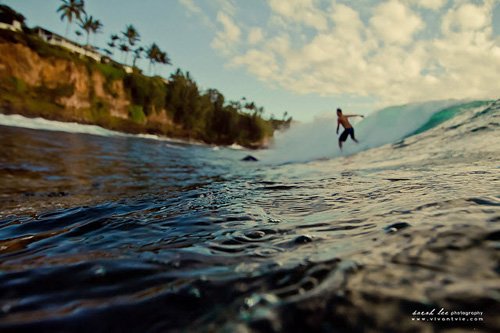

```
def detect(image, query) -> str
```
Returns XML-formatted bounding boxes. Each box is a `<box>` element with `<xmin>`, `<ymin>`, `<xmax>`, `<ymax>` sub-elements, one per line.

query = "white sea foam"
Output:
<box><xmin>0</xmin><ymin>114</ymin><xmax>125</xmax><ymax>137</ymax></box>
<box><xmin>258</xmin><ymin>100</ymin><xmax>462</xmax><ymax>164</ymax></box>
<box><xmin>0</xmin><ymin>113</ymin><xmax>188</xmax><ymax>147</ymax></box>
<box><xmin>228</xmin><ymin>143</ymin><xmax>245</xmax><ymax>150</ymax></box>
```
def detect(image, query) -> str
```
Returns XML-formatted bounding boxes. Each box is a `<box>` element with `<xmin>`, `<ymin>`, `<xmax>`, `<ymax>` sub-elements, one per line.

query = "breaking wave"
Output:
<box><xmin>259</xmin><ymin>100</ymin><xmax>492</xmax><ymax>164</ymax></box>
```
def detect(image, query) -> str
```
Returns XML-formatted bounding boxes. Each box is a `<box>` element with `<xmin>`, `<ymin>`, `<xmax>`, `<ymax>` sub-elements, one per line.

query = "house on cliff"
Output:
<box><xmin>1</xmin><ymin>4</ymin><xmax>133</xmax><ymax>73</ymax></box>
<box><xmin>33</xmin><ymin>27</ymin><xmax>103</xmax><ymax>62</ymax></box>
<box><xmin>0</xmin><ymin>4</ymin><xmax>24</xmax><ymax>32</ymax></box>
<box><xmin>33</xmin><ymin>27</ymin><xmax>133</xmax><ymax>73</ymax></box>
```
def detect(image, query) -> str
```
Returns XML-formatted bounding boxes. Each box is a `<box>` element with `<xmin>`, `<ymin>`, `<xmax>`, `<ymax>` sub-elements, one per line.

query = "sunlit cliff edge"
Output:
<box><xmin>0</xmin><ymin>26</ymin><xmax>289</xmax><ymax>148</ymax></box>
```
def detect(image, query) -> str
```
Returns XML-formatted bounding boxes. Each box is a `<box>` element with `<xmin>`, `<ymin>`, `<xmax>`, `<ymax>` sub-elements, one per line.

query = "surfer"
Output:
<box><xmin>336</xmin><ymin>108</ymin><xmax>364</xmax><ymax>150</ymax></box>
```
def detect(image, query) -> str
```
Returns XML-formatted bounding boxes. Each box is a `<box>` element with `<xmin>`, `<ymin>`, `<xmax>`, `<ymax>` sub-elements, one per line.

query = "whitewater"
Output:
<box><xmin>258</xmin><ymin>100</ymin><xmax>492</xmax><ymax>164</ymax></box>
<box><xmin>0</xmin><ymin>99</ymin><xmax>499</xmax><ymax>332</ymax></box>
<box><xmin>1</xmin><ymin>100</ymin><xmax>491</xmax><ymax>164</ymax></box>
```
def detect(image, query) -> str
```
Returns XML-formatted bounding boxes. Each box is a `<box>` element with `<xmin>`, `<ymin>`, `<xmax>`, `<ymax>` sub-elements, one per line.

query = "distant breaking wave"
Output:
<box><xmin>0</xmin><ymin>113</ymin><xmax>190</xmax><ymax>147</ymax></box>
<box><xmin>0</xmin><ymin>114</ymin><xmax>124</xmax><ymax>137</ymax></box>
<box><xmin>0</xmin><ymin>100</ymin><xmax>493</xmax><ymax>162</ymax></box>
<box><xmin>258</xmin><ymin>100</ymin><xmax>492</xmax><ymax>164</ymax></box>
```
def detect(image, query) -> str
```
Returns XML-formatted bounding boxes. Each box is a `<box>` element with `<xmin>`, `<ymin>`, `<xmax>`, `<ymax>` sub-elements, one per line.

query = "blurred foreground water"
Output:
<box><xmin>0</xmin><ymin>101</ymin><xmax>499</xmax><ymax>332</ymax></box>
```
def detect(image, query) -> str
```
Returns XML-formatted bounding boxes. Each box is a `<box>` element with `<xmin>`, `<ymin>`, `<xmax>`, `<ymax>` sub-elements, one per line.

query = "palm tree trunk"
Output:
<box><xmin>65</xmin><ymin>22</ymin><xmax>70</xmax><ymax>38</ymax></box>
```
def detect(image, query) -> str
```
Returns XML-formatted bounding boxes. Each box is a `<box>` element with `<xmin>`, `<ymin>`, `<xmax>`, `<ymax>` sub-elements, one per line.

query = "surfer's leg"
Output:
<box><xmin>339</xmin><ymin>128</ymin><xmax>349</xmax><ymax>150</ymax></box>
<box><xmin>339</xmin><ymin>129</ymin><xmax>348</xmax><ymax>150</ymax></box>
<box><xmin>350</xmin><ymin>129</ymin><xmax>358</xmax><ymax>143</ymax></box>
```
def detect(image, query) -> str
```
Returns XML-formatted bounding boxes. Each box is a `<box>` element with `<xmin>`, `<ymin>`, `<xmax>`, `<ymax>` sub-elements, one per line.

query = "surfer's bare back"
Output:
<box><xmin>336</xmin><ymin>108</ymin><xmax>364</xmax><ymax>150</ymax></box>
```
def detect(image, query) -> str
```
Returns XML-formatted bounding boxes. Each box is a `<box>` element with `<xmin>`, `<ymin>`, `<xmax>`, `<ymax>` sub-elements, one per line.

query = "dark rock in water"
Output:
<box><xmin>470</xmin><ymin>126</ymin><xmax>489</xmax><ymax>132</ymax></box>
<box><xmin>242</xmin><ymin>155</ymin><xmax>258</xmax><ymax>162</ymax></box>
<box><xmin>384</xmin><ymin>222</ymin><xmax>411</xmax><ymax>234</ymax></box>
<box><xmin>47</xmin><ymin>191</ymin><xmax>68</xmax><ymax>197</ymax></box>
<box><xmin>484</xmin><ymin>230</ymin><xmax>500</xmax><ymax>241</ymax></box>
<box><xmin>245</xmin><ymin>230</ymin><xmax>266</xmax><ymax>239</ymax></box>
<box><xmin>392</xmin><ymin>140</ymin><xmax>409</xmax><ymax>149</ymax></box>
<box><xmin>294</xmin><ymin>235</ymin><xmax>313</xmax><ymax>244</ymax></box>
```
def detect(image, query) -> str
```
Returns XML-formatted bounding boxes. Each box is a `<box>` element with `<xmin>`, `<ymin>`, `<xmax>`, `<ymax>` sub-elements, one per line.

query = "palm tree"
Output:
<box><xmin>157</xmin><ymin>50</ymin><xmax>171</xmax><ymax>66</ymax></box>
<box><xmin>132</xmin><ymin>46</ymin><xmax>144</xmax><ymax>68</ymax></box>
<box><xmin>107</xmin><ymin>34</ymin><xmax>119</xmax><ymax>50</ymax></box>
<box><xmin>90</xmin><ymin>19</ymin><xmax>103</xmax><ymax>45</ymax></box>
<box><xmin>78</xmin><ymin>15</ymin><xmax>93</xmax><ymax>46</ymax></box>
<box><xmin>110</xmin><ymin>34</ymin><xmax>119</xmax><ymax>45</ymax></box>
<box><xmin>122</xmin><ymin>25</ymin><xmax>140</xmax><ymax>47</ymax></box>
<box><xmin>146</xmin><ymin>43</ymin><xmax>171</xmax><ymax>75</ymax></box>
<box><xmin>75</xmin><ymin>30</ymin><xmax>82</xmax><ymax>43</ymax></box>
<box><xmin>245</xmin><ymin>102</ymin><xmax>256</xmax><ymax>112</ymax></box>
<box><xmin>146</xmin><ymin>43</ymin><xmax>161</xmax><ymax>74</ymax></box>
<box><xmin>79</xmin><ymin>15</ymin><xmax>103</xmax><ymax>47</ymax></box>
<box><xmin>57</xmin><ymin>0</ymin><xmax>85</xmax><ymax>37</ymax></box>
<box><xmin>119</xmin><ymin>43</ymin><xmax>130</xmax><ymax>64</ymax></box>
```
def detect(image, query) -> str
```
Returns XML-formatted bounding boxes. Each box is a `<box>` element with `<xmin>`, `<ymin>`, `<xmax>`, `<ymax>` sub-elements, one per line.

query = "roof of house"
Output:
<box><xmin>0</xmin><ymin>5</ymin><xmax>25</xmax><ymax>25</ymax></box>
<box><xmin>33</xmin><ymin>26</ymin><xmax>101</xmax><ymax>54</ymax></box>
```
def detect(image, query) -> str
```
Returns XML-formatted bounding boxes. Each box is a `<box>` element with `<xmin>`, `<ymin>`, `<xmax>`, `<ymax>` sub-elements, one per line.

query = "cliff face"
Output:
<box><xmin>0</xmin><ymin>29</ymin><xmax>277</xmax><ymax>147</ymax></box>
<box><xmin>1</xmin><ymin>42</ymin><xmax>133</xmax><ymax>118</ymax></box>
<box><xmin>0</xmin><ymin>31</ymin><xmax>172</xmax><ymax>136</ymax></box>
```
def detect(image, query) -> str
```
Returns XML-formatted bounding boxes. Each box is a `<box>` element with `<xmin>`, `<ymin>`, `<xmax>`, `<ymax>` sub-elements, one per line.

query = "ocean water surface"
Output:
<box><xmin>0</xmin><ymin>100</ymin><xmax>499</xmax><ymax>332</ymax></box>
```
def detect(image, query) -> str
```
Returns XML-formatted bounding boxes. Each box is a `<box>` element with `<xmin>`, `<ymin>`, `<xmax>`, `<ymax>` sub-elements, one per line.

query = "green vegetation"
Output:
<box><xmin>0</xmin><ymin>4</ymin><xmax>292</xmax><ymax>147</ymax></box>
<box><xmin>128</xmin><ymin>105</ymin><xmax>146</xmax><ymax>124</ymax></box>
<box><xmin>92</xmin><ymin>62</ymin><xmax>125</xmax><ymax>96</ymax></box>
<box><xmin>124</xmin><ymin>73</ymin><xmax>166</xmax><ymax>115</ymax></box>
<box><xmin>12</xmin><ymin>77</ymin><xmax>27</xmax><ymax>94</ymax></box>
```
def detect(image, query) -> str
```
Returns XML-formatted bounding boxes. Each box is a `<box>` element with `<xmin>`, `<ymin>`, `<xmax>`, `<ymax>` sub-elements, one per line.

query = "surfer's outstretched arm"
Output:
<box><xmin>336</xmin><ymin>121</ymin><xmax>340</xmax><ymax>134</ymax></box>
<box><xmin>346</xmin><ymin>114</ymin><xmax>365</xmax><ymax>118</ymax></box>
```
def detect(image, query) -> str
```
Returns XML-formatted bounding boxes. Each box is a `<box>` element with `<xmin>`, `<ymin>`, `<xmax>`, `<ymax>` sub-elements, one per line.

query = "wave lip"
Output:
<box><xmin>0</xmin><ymin>113</ymin><xmax>195</xmax><ymax>146</ymax></box>
<box><xmin>259</xmin><ymin>100</ymin><xmax>491</xmax><ymax>164</ymax></box>
<box><xmin>0</xmin><ymin>113</ymin><xmax>124</xmax><ymax>137</ymax></box>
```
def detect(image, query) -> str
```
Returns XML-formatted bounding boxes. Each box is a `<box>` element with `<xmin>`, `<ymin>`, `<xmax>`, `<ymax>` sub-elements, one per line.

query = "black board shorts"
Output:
<box><xmin>339</xmin><ymin>128</ymin><xmax>354</xmax><ymax>142</ymax></box>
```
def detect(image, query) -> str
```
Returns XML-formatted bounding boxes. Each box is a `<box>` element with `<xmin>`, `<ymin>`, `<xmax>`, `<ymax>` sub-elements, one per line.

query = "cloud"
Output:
<box><xmin>212</xmin><ymin>0</ymin><xmax>500</xmax><ymax>106</ymax></box>
<box><xmin>248</xmin><ymin>27</ymin><xmax>263</xmax><ymax>45</ymax></box>
<box><xmin>370</xmin><ymin>0</ymin><xmax>424</xmax><ymax>45</ymax></box>
<box><xmin>179</xmin><ymin>0</ymin><xmax>202</xmax><ymax>15</ymax></box>
<box><xmin>442</xmin><ymin>1</ymin><xmax>491</xmax><ymax>34</ymax></box>
<box><xmin>404</xmin><ymin>0</ymin><xmax>448</xmax><ymax>11</ymax></box>
<box><xmin>211</xmin><ymin>11</ymin><xmax>241</xmax><ymax>55</ymax></box>
<box><xmin>215</xmin><ymin>0</ymin><xmax>236</xmax><ymax>17</ymax></box>
<box><xmin>268</xmin><ymin>0</ymin><xmax>328</xmax><ymax>31</ymax></box>
<box><xmin>231</xmin><ymin>49</ymin><xmax>279</xmax><ymax>82</ymax></box>
<box><xmin>178</xmin><ymin>0</ymin><xmax>214</xmax><ymax>29</ymax></box>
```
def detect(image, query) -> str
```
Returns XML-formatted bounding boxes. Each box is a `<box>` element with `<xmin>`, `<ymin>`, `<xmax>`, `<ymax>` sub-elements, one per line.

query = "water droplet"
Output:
<box><xmin>188</xmin><ymin>287</ymin><xmax>201</xmax><ymax>298</ymax></box>
<box><xmin>92</xmin><ymin>265</ymin><xmax>106</xmax><ymax>276</ymax></box>
<box><xmin>2</xmin><ymin>304</ymin><xmax>12</xmax><ymax>313</ymax></box>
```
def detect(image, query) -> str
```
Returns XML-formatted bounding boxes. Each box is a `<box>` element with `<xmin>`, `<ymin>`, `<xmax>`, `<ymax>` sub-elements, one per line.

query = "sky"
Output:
<box><xmin>2</xmin><ymin>0</ymin><xmax>500</xmax><ymax>121</ymax></box>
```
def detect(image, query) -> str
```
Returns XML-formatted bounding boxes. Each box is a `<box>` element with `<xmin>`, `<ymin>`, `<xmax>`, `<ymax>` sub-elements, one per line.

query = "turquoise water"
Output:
<box><xmin>409</xmin><ymin>100</ymin><xmax>492</xmax><ymax>137</ymax></box>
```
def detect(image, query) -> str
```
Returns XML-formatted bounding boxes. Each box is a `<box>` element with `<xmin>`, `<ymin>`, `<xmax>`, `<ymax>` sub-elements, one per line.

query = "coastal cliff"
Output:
<box><xmin>0</xmin><ymin>29</ymin><xmax>281</xmax><ymax>147</ymax></box>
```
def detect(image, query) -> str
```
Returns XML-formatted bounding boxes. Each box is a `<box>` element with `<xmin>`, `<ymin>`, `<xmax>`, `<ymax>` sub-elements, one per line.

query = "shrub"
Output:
<box><xmin>124</xmin><ymin>73</ymin><xmax>166</xmax><ymax>115</ymax></box>
<box><xmin>33</xmin><ymin>83</ymin><xmax>74</xmax><ymax>101</ymax></box>
<box><xmin>128</xmin><ymin>104</ymin><xmax>146</xmax><ymax>124</ymax></box>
